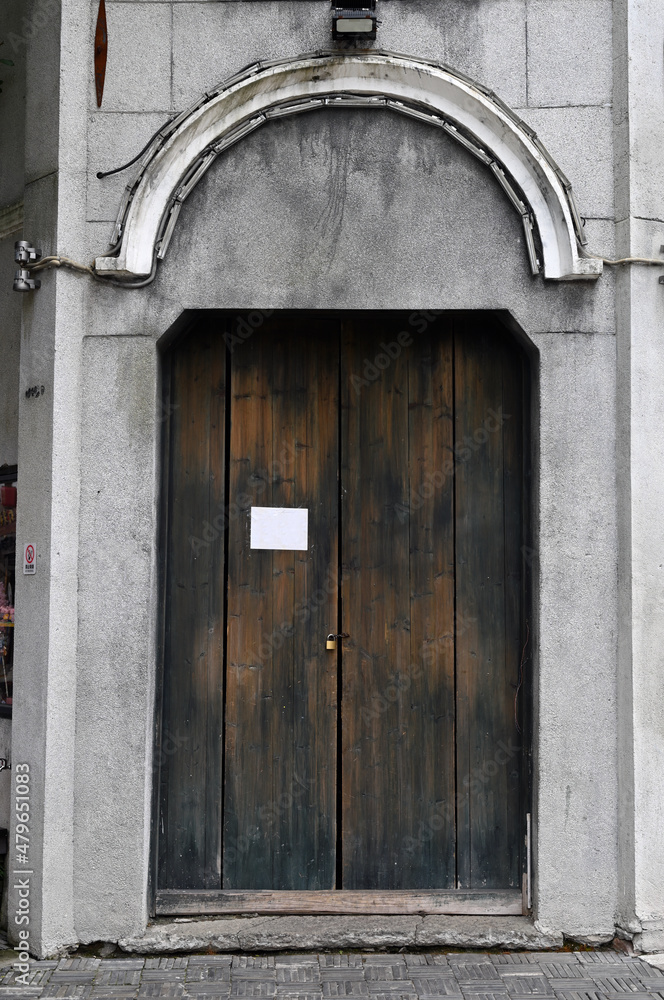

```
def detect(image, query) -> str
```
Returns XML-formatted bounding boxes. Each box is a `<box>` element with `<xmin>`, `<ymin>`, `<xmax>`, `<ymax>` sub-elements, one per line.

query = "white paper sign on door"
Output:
<box><xmin>250</xmin><ymin>507</ymin><xmax>308</xmax><ymax>551</ymax></box>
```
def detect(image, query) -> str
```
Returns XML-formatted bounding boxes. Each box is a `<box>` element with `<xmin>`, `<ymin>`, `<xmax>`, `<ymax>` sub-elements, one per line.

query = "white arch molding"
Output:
<box><xmin>95</xmin><ymin>51</ymin><xmax>602</xmax><ymax>282</ymax></box>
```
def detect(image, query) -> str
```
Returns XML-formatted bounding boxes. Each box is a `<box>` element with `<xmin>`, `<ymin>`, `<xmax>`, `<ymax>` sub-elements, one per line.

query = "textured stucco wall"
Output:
<box><xmin>74</xmin><ymin>335</ymin><xmax>159</xmax><ymax>942</ymax></box>
<box><xmin>0</xmin><ymin>719</ymin><xmax>12</xmax><ymax>831</ymax></box>
<box><xmin>71</xmin><ymin>0</ymin><xmax>619</xmax><ymax>949</ymax></box>
<box><xmin>613</xmin><ymin>0</ymin><xmax>664</xmax><ymax>954</ymax></box>
<box><xmin>10</xmin><ymin>0</ymin><xmax>664</xmax><ymax>956</ymax></box>
<box><xmin>6</xmin><ymin>0</ymin><xmax>84</xmax><ymax>959</ymax></box>
<box><xmin>0</xmin><ymin>22</ymin><xmax>23</xmax><ymax>797</ymax></box>
<box><xmin>0</xmin><ymin>1</ymin><xmax>26</xmax><ymax>467</ymax></box>
<box><xmin>0</xmin><ymin>236</ymin><xmax>21</xmax><ymax>469</ymax></box>
<box><xmin>531</xmin><ymin>331</ymin><xmax>617</xmax><ymax>939</ymax></box>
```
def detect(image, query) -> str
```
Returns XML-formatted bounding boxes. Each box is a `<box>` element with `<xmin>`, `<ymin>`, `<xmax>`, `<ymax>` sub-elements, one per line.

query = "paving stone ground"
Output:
<box><xmin>0</xmin><ymin>951</ymin><xmax>663</xmax><ymax>1000</ymax></box>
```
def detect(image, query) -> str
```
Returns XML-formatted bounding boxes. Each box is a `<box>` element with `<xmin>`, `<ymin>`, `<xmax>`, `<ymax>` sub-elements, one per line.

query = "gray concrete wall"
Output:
<box><xmin>613</xmin><ymin>0</ymin><xmax>664</xmax><ymax>955</ymax></box>
<box><xmin>12</xmin><ymin>0</ymin><xmax>664</xmax><ymax>955</ymax></box>
<box><xmin>0</xmin><ymin>235</ymin><xmax>22</xmax><ymax>469</ymax></box>
<box><xmin>0</xmin><ymin>1</ymin><xmax>26</xmax><ymax>466</ymax></box>
<box><xmin>75</xmin><ymin>335</ymin><xmax>159</xmax><ymax>942</ymax></box>
<box><xmin>0</xmin><ymin>719</ymin><xmax>12</xmax><ymax>830</ymax></box>
<box><xmin>0</xmin><ymin>0</ymin><xmax>25</xmax><ymax>887</ymax></box>
<box><xmin>73</xmin><ymin>0</ymin><xmax>620</xmax><ymax>946</ymax></box>
<box><xmin>6</xmin><ymin>0</ymin><xmax>86</xmax><ymax>960</ymax></box>
<box><xmin>531</xmin><ymin>331</ymin><xmax>617</xmax><ymax>940</ymax></box>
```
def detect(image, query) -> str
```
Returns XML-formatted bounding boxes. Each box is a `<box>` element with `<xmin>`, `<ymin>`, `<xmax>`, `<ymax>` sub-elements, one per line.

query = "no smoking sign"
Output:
<box><xmin>23</xmin><ymin>543</ymin><xmax>36</xmax><ymax>575</ymax></box>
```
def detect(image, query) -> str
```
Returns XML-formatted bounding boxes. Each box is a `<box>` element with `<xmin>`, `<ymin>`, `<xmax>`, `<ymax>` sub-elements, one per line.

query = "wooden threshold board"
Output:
<box><xmin>155</xmin><ymin>889</ymin><xmax>523</xmax><ymax>916</ymax></box>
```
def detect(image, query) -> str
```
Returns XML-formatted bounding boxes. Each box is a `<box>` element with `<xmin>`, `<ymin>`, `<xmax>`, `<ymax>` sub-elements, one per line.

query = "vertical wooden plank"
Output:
<box><xmin>224</xmin><ymin>326</ymin><xmax>273</xmax><ymax>887</ymax></box>
<box><xmin>341</xmin><ymin>315</ymin><xmax>456</xmax><ymax>889</ymax></box>
<box><xmin>341</xmin><ymin>316</ymin><xmax>404</xmax><ymax>888</ymax></box>
<box><xmin>501</xmin><ymin>334</ymin><xmax>525</xmax><ymax>885</ymax></box>
<box><xmin>224</xmin><ymin>315</ymin><xmax>339</xmax><ymax>889</ymax></box>
<box><xmin>269</xmin><ymin>327</ymin><xmax>297</xmax><ymax>886</ymax></box>
<box><xmin>517</xmin><ymin>351</ymin><xmax>532</xmax><ymax>888</ymax></box>
<box><xmin>454</xmin><ymin>317</ymin><xmax>523</xmax><ymax>890</ymax></box>
<box><xmin>292</xmin><ymin>321</ymin><xmax>339</xmax><ymax>887</ymax></box>
<box><xmin>407</xmin><ymin>322</ymin><xmax>456</xmax><ymax>887</ymax></box>
<box><xmin>159</xmin><ymin>326</ymin><xmax>226</xmax><ymax>890</ymax></box>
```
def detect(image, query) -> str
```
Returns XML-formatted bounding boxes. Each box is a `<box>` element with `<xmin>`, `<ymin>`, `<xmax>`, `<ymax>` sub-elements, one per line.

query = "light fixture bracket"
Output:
<box><xmin>13</xmin><ymin>242</ymin><xmax>42</xmax><ymax>292</ymax></box>
<box><xmin>14</xmin><ymin>240</ymin><xmax>41</xmax><ymax>266</ymax></box>
<box><xmin>332</xmin><ymin>1</ymin><xmax>377</xmax><ymax>40</ymax></box>
<box><xmin>13</xmin><ymin>268</ymin><xmax>41</xmax><ymax>292</ymax></box>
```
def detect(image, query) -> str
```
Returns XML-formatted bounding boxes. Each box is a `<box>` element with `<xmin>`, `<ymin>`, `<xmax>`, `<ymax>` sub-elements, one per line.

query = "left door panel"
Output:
<box><xmin>159</xmin><ymin>328</ymin><xmax>227</xmax><ymax>890</ymax></box>
<box><xmin>224</xmin><ymin>317</ymin><xmax>340</xmax><ymax>889</ymax></box>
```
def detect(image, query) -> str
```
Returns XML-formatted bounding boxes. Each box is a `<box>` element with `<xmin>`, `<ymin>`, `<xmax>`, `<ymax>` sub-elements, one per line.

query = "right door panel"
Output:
<box><xmin>454</xmin><ymin>318</ymin><xmax>525</xmax><ymax>889</ymax></box>
<box><xmin>340</xmin><ymin>314</ymin><xmax>525</xmax><ymax>891</ymax></box>
<box><xmin>340</xmin><ymin>315</ymin><xmax>457</xmax><ymax>889</ymax></box>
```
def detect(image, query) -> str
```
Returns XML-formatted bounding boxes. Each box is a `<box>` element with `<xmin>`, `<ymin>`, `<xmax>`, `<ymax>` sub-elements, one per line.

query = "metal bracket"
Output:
<box><xmin>0</xmin><ymin>759</ymin><xmax>11</xmax><ymax>772</ymax></box>
<box><xmin>14</xmin><ymin>240</ymin><xmax>41</xmax><ymax>266</ymax></box>
<box><xmin>13</xmin><ymin>268</ymin><xmax>41</xmax><ymax>292</ymax></box>
<box><xmin>13</xmin><ymin>241</ymin><xmax>42</xmax><ymax>292</ymax></box>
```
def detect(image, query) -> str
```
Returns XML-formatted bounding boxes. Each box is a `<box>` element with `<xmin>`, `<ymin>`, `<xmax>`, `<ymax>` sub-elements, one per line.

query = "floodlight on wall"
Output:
<box><xmin>332</xmin><ymin>0</ymin><xmax>377</xmax><ymax>40</ymax></box>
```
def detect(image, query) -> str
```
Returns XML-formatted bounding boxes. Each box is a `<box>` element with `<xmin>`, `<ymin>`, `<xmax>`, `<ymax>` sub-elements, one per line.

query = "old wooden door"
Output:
<box><xmin>156</xmin><ymin>312</ymin><xmax>529</xmax><ymax>913</ymax></box>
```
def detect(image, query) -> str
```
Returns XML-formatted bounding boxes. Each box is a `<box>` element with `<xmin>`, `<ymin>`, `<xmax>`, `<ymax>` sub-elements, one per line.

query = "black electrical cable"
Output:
<box><xmin>96</xmin><ymin>115</ymin><xmax>176</xmax><ymax>179</ymax></box>
<box><xmin>25</xmin><ymin>254</ymin><xmax>158</xmax><ymax>289</ymax></box>
<box><xmin>92</xmin><ymin>254</ymin><xmax>158</xmax><ymax>289</ymax></box>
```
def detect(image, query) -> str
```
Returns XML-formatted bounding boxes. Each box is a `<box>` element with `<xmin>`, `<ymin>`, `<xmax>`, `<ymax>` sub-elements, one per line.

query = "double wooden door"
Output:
<box><xmin>156</xmin><ymin>312</ymin><xmax>529</xmax><ymax>913</ymax></box>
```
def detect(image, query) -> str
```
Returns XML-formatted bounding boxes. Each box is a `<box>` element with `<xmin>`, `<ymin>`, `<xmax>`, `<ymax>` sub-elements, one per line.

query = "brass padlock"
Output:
<box><xmin>326</xmin><ymin>634</ymin><xmax>337</xmax><ymax>651</ymax></box>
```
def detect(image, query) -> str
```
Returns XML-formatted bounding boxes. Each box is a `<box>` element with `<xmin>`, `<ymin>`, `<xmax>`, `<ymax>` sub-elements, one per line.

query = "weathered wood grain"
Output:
<box><xmin>155</xmin><ymin>888</ymin><xmax>523</xmax><ymax>915</ymax></box>
<box><xmin>502</xmin><ymin>330</ymin><xmax>526</xmax><ymax>891</ymax></box>
<box><xmin>157</xmin><ymin>312</ymin><xmax>528</xmax><ymax>902</ymax></box>
<box><xmin>224</xmin><ymin>316</ymin><xmax>339</xmax><ymax>889</ymax></box>
<box><xmin>453</xmin><ymin>318</ymin><xmax>523</xmax><ymax>890</ymax></box>
<box><xmin>407</xmin><ymin>320</ymin><xmax>456</xmax><ymax>889</ymax></box>
<box><xmin>159</xmin><ymin>326</ymin><xmax>226</xmax><ymax>890</ymax></box>
<box><xmin>340</xmin><ymin>316</ymin><xmax>456</xmax><ymax>889</ymax></box>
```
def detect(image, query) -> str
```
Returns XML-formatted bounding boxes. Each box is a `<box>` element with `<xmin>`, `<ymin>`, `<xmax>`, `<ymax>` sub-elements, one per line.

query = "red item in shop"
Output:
<box><xmin>0</xmin><ymin>487</ymin><xmax>16</xmax><ymax>508</ymax></box>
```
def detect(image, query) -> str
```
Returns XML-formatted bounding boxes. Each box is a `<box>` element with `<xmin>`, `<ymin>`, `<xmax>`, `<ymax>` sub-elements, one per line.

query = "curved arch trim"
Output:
<box><xmin>95</xmin><ymin>51</ymin><xmax>602</xmax><ymax>282</ymax></box>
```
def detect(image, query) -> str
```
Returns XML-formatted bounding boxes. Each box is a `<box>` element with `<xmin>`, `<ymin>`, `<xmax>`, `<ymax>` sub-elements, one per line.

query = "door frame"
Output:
<box><xmin>150</xmin><ymin>309</ymin><xmax>534</xmax><ymax>918</ymax></box>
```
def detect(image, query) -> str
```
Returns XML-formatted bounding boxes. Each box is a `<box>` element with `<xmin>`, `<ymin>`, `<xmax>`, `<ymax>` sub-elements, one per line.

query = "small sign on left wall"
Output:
<box><xmin>23</xmin><ymin>544</ymin><xmax>36</xmax><ymax>575</ymax></box>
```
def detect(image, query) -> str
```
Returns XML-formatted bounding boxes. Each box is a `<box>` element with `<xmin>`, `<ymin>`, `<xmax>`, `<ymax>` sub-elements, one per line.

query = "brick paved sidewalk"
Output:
<box><xmin>0</xmin><ymin>950</ymin><xmax>663</xmax><ymax>1000</ymax></box>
